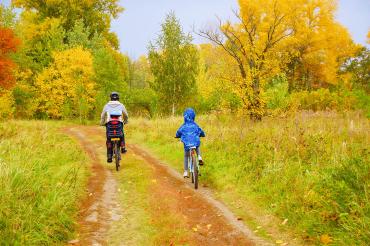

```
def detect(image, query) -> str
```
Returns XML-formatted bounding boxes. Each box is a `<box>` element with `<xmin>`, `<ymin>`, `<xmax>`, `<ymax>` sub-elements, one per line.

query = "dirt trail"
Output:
<box><xmin>65</xmin><ymin>128</ymin><xmax>122</xmax><ymax>246</ymax></box>
<box><xmin>66</xmin><ymin>126</ymin><xmax>272</xmax><ymax>245</ymax></box>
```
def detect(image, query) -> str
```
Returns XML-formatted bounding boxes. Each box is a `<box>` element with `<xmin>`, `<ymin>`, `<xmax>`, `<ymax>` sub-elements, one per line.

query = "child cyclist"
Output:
<box><xmin>175</xmin><ymin>108</ymin><xmax>205</xmax><ymax>178</ymax></box>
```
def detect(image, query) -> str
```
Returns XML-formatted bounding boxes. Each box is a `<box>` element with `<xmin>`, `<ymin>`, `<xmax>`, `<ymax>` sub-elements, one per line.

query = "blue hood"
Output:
<box><xmin>184</xmin><ymin>108</ymin><xmax>195</xmax><ymax>123</ymax></box>
<box><xmin>176</xmin><ymin>108</ymin><xmax>205</xmax><ymax>150</ymax></box>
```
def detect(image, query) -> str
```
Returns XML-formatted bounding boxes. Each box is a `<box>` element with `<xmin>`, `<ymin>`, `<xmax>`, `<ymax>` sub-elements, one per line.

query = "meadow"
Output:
<box><xmin>0</xmin><ymin>121</ymin><xmax>88</xmax><ymax>244</ymax></box>
<box><xmin>128</xmin><ymin>111</ymin><xmax>370</xmax><ymax>245</ymax></box>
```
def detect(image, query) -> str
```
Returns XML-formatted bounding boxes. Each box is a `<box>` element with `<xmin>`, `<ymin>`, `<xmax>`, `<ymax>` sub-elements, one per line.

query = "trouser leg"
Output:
<box><xmin>196</xmin><ymin>146</ymin><xmax>201</xmax><ymax>156</ymax></box>
<box><xmin>184</xmin><ymin>150</ymin><xmax>190</xmax><ymax>170</ymax></box>
<box><xmin>120</xmin><ymin>133</ymin><xmax>125</xmax><ymax>148</ymax></box>
<box><xmin>106</xmin><ymin>126</ymin><xmax>112</xmax><ymax>157</ymax></box>
<box><xmin>106</xmin><ymin>140</ymin><xmax>113</xmax><ymax>156</ymax></box>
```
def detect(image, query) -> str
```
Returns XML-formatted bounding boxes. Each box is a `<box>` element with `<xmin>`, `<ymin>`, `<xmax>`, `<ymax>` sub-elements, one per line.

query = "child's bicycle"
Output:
<box><xmin>187</xmin><ymin>146</ymin><xmax>200</xmax><ymax>189</ymax></box>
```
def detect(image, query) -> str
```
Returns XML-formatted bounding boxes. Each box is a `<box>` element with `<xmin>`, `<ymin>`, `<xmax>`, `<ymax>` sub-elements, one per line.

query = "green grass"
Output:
<box><xmin>107</xmin><ymin>154</ymin><xmax>157</xmax><ymax>245</ymax></box>
<box><xmin>0</xmin><ymin>121</ymin><xmax>89</xmax><ymax>245</ymax></box>
<box><xmin>127</xmin><ymin>112</ymin><xmax>370</xmax><ymax>245</ymax></box>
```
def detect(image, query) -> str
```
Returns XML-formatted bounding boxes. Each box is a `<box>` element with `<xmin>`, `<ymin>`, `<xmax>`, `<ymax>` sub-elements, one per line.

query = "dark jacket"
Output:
<box><xmin>176</xmin><ymin>108</ymin><xmax>205</xmax><ymax>150</ymax></box>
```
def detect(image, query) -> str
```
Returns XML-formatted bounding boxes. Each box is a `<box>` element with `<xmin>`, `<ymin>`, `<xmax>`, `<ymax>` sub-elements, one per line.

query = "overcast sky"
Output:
<box><xmin>2</xmin><ymin>0</ymin><xmax>369</xmax><ymax>59</ymax></box>
<box><xmin>113</xmin><ymin>0</ymin><xmax>370</xmax><ymax>59</ymax></box>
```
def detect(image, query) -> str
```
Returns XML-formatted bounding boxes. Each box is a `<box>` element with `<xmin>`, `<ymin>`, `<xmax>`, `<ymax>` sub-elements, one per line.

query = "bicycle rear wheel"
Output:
<box><xmin>115</xmin><ymin>142</ymin><xmax>120</xmax><ymax>171</ymax></box>
<box><xmin>191</xmin><ymin>151</ymin><xmax>198</xmax><ymax>189</ymax></box>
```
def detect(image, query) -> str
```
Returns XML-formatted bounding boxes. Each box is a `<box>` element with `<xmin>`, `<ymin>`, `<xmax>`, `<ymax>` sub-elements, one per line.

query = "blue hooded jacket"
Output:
<box><xmin>175</xmin><ymin>108</ymin><xmax>205</xmax><ymax>150</ymax></box>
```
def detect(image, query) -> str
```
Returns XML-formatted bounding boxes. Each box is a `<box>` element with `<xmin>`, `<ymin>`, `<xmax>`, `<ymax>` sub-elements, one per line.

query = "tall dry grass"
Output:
<box><xmin>0</xmin><ymin>121</ymin><xmax>88</xmax><ymax>245</ymax></box>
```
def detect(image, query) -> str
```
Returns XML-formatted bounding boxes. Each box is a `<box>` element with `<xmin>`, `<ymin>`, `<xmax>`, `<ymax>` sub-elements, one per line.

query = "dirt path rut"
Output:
<box><xmin>66</xmin><ymin>126</ymin><xmax>271</xmax><ymax>245</ymax></box>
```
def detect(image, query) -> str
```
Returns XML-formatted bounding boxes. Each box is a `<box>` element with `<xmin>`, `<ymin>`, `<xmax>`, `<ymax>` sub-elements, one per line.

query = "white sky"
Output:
<box><xmin>2</xmin><ymin>0</ymin><xmax>369</xmax><ymax>59</ymax></box>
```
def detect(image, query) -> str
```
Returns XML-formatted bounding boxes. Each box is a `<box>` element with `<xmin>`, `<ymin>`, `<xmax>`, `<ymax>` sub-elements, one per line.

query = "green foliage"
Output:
<box><xmin>0</xmin><ymin>4</ymin><xmax>16</xmax><ymax>28</ymax></box>
<box><xmin>343</xmin><ymin>47</ymin><xmax>370</xmax><ymax>92</ymax></box>
<box><xmin>0</xmin><ymin>121</ymin><xmax>88</xmax><ymax>244</ymax></box>
<box><xmin>129</xmin><ymin>112</ymin><xmax>370</xmax><ymax>245</ymax></box>
<box><xmin>124</xmin><ymin>88</ymin><xmax>158</xmax><ymax>118</ymax></box>
<box><xmin>15</xmin><ymin>15</ymin><xmax>65</xmax><ymax>72</ymax></box>
<box><xmin>148</xmin><ymin>12</ymin><xmax>199</xmax><ymax>115</ymax></box>
<box><xmin>66</xmin><ymin>19</ymin><xmax>103</xmax><ymax>50</ymax></box>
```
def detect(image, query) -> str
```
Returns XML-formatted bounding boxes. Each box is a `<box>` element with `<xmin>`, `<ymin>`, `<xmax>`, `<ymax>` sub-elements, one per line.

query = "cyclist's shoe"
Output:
<box><xmin>183</xmin><ymin>170</ymin><xmax>189</xmax><ymax>178</ymax></box>
<box><xmin>198</xmin><ymin>159</ymin><xmax>204</xmax><ymax>166</ymax></box>
<box><xmin>121</xmin><ymin>147</ymin><xmax>127</xmax><ymax>154</ymax></box>
<box><xmin>107</xmin><ymin>156</ymin><xmax>112</xmax><ymax>163</ymax></box>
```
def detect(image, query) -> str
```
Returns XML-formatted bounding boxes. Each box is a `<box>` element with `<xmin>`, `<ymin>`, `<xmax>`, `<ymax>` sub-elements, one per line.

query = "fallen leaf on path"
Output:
<box><xmin>192</xmin><ymin>227</ymin><xmax>198</xmax><ymax>232</ymax></box>
<box><xmin>320</xmin><ymin>234</ymin><xmax>333</xmax><ymax>244</ymax></box>
<box><xmin>256</xmin><ymin>226</ymin><xmax>262</xmax><ymax>229</ymax></box>
<box><xmin>151</xmin><ymin>179</ymin><xmax>157</xmax><ymax>183</ymax></box>
<box><xmin>275</xmin><ymin>240</ymin><xmax>284</xmax><ymax>244</ymax></box>
<box><xmin>184</xmin><ymin>196</ymin><xmax>191</xmax><ymax>199</ymax></box>
<box><xmin>89</xmin><ymin>193</ymin><xmax>93</xmax><ymax>196</ymax></box>
<box><xmin>206</xmin><ymin>224</ymin><xmax>212</xmax><ymax>229</ymax></box>
<box><xmin>282</xmin><ymin>218</ymin><xmax>288</xmax><ymax>225</ymax></box>
<box><xmin>237</xmin><ymin>217</ymin><xmax>243</xmax><ymax>221</ymax></box>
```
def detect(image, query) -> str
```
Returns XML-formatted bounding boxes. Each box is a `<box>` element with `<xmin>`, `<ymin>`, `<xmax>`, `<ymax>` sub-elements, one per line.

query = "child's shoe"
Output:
<box><xmin>121</xmin><ymin>147</ymin><xmax>127</xmax><ymax>154</ymax></box>
<box><xmin>183</xmin><ymin>170</ymin><xmax>189</xmax><ymax>178</ymax></box>
<box><xmin>198</xmin><ymin>156</ymin><xmax>204</xmax><ymax>165</ymax></box>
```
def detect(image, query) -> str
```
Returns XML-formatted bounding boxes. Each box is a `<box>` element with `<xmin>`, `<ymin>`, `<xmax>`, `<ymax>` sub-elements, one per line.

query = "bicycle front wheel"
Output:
<box><xmin>191</xmin><ymin>151</ymin><xmax>198</xmax><ymax>189</ymax></box>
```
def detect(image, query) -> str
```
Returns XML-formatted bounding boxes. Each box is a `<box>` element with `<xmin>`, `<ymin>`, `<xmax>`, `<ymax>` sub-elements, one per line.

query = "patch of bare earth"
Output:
<box><xmin>65</xmin><ymin>126</ymin><xmax>271</xmax><ymax>245</ymax></box>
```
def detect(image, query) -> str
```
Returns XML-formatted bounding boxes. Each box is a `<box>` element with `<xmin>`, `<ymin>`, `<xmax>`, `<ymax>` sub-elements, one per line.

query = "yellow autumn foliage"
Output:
<box><xmin>35</xmin><ymin>46</ymin><xmax>96</xmax><ymax>119</ymax></box>
<box><xmin>0</xmin><ymin>89</ymin><xmax>14</xmax><ymax>120</ymax></box>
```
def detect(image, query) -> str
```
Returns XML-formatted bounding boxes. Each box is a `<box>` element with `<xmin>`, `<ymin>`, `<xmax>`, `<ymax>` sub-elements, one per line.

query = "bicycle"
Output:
<box><xmin>187</xmin><ymin>146</ymin><xmax>200</xmax><ymax>189</ymax></box>
<box><xmin>106</xmin><ymin>115</ymin><xmax>125</xmax><ymax>172</ymax></box>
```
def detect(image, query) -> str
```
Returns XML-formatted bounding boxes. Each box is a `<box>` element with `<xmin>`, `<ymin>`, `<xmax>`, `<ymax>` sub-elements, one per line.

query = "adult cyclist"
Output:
<box><xmin>100</xmin><ymin>92</ymin><xmax>128</xmax><ymax>163</ymax></box>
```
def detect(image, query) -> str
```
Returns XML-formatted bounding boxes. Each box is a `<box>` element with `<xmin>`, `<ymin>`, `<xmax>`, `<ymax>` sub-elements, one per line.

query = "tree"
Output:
<box><xmin>35</xmin><ymin>47</ymin><xmax>96</xmax><ymax>119</ymax></box>
<box><xmin>0</xmin><ymin>27</ymin><xmax>20</xmax><ymax>89</ymax></box>
<box><xmin>12</xmin><ymin>0</ymin><xmax>123</xmax><ymax>49</ymax></box>
<box><xmin>284</xmin><ymin>0</ymin><xmax>358</xmax><ymax>91</ymax></box>
<box><xmin>149</xmin><ymin>12</ymin><xmax>199</xmax><ymax>115</ymax></box>
<box><xmin>93</xmin><ymin>47</ymin><xmax>128</xmax><ymax>118</ymax></box>
<box><xmin>343</xmin><ymin>47</ymin><xmax>370</xmax><ymax>92</ymax></box>
<box><xmin>198</xmin><ymin>0</ymin><xmax>297</xmax><ymax>120</ymax></box>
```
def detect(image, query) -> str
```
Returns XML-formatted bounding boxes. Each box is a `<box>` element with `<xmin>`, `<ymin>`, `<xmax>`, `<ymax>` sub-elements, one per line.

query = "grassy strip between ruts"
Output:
<box><xmin>0</xmin><ymin>121</ymin><xmax>89</xmax><ymax>245</ymax></box>
<box><xmin>127</xmin><ymin>112</ymin><xmax>370</xmax><ymax>245</ymax></box>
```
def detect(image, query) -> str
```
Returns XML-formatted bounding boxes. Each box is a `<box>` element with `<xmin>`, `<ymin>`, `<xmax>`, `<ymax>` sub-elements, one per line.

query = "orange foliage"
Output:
<box><xmin>0</xmin><ymin>27</ymin><xmax>20</xmax><ymax>89</ymax></box>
